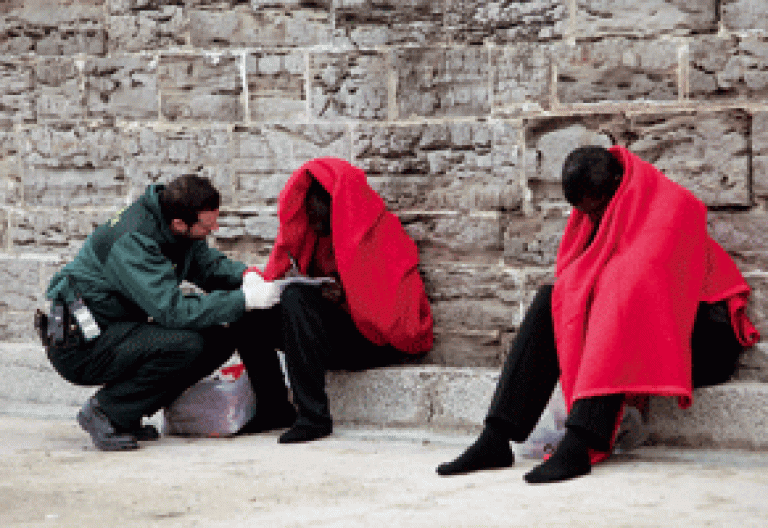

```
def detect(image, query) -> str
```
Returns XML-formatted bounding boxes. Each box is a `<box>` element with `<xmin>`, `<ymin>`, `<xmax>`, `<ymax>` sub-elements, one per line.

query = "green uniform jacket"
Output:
<box><xmin>46</xmin><ymin>185</ymin><xmax>247</xmax><ymax>330</ymax></box>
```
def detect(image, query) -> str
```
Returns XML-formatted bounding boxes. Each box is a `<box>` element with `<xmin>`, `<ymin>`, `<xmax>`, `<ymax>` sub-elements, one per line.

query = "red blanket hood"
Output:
<box><xmin>553</xmin><ymin>146</ymin><xmax>759</xmax><ymax>417</ymax></box>
<box><xmin>259</xmin><ymin>158</ymin><xmax>433</xmax><ymax>354</ymax></box>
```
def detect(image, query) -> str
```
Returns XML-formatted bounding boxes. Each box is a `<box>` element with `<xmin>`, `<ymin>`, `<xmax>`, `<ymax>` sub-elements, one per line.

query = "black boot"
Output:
<box><xmin>77</xmin><ymin>397</ymin><xmax>139</xmax><ymax>451</ymax></box>
<box><xmin>239</xmin><ymin>403</ymin><xmax>297</xmax><ymax>435</ymax></box>
<box><xmin>278</xmin><ymin>421</ymin><xmax>332</xmax><ymax>444</ymax></box>
<box><xmin>436</xmin><ymin>425</ymin><xmax>514</xmax><ymax>476</ymax></box>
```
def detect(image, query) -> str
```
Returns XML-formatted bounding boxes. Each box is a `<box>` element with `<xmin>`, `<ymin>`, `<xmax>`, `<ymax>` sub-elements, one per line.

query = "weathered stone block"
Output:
<box><xmin>734</xmin><ymin>343</ymin><xmax>768</xmax><ymax>383</ymax></box>
<box><xmin>744</xmin><ymin>275</ymin><xmax>768</xmax><ymax>343</ymax></box>
<box><xmin>753</xmin><ymin>112</ymin><xmax>768</xmax><ymax>202</ymax></box>
<box><xmin>124</xmin><ymin>126</ymin><xmax>230</xmax><ymax>164</ymax></box>
<box><xmin>395</xmin><ymin>47</ymin><xmax>490</xmax><ymax>119</ymax></box>
<box><xmin>503</xmin><ymin>212</ymin><xmax>568</xmax><ymax>267</ymax></box>
<box><xmin>0</xmin><ymin>257</ymin><xmax>44</xmax><ymax>311</ymax></box>
<box><xmin>0</xmin><ymin>211</ymin><xmax>8</xmax><ymax>249</ymax></box>
<box><xmin>22</xmin><ymin>124</ymin><xmax>124</xmax><ymax>168</ymax></box>
<box><xmin>427</xmin><ymin>332</ymin><xmax>504</xmax><ymax>367</ymax></box>
<box><xmin>721</xmin><ymin>0</ymin><xmax>768</xmax><ymax>32</ymax></box>
<box><xmin>247</xmin><ymin>50</ymin><xmax>306</xmax><ymax>121</ymax></box>
<box><xmin>492</xmin><ymin>44</ymin><xmax>553</xmax><ymax>114</ymax></box>
<box><xmin>557</xmin><ymin>39</ymin><xmax>679</xmax><ymax>104</ymax></box>
<box><xmin>11</xmin><ymin>209</ymin><xmax>107</xmax><ymax>253</ymax></box>
<box><xmin>188</xmin><ymin>6</ymin><xmax>332</xmax><ymax>48</ymax></box>
<box><xmin>0</xmin><ymin>130</ymin><xmax>21</xmax><ymax>206</ymax></box>
<box><xmin>159</xmin><ymin>53</ymin><xmax>243</xmax><ymax>122</ymax></box>
<box><xmin>0</xmin><ymin>60</ymin><xmax>35</xmax><ymax>125</ymax></box>
<box><xmin>400</xmin><ymin>211</ymin><xmax>502</xmax><ymax>262</ymax></box>
<box><xmin>353</xmin><ymin>122</ymin><xmax>522</xmax><ymax>211</ymax></box>
<box><xmin>690</xmin><ymin>36</ymin><xmax>768</xmax><ymax>101</ymax></box>
<box><xmin>232</xmin><ymin>124</ymin><xmax>351</xmax><ymax>206</ymax></box>
<box><xmin>574</xmin><ymin>0</ymin><xmax>717</xmax><ymax>38</ymax></box>
<box><xmin>445</xmin><ymin>0</ymin><xmax>567</xmax><ymax>44</ymax></box>
<box><xmin>524</xmin><ymin>115</ymin><xmax>626</xmax><ymax>204</ymax></box>
<box><xmin>708</xmin><ymin>211</ymin><xmax>768</xmax><ymax>273</ymax></box>
<box><xmin>35</xmin><ymin>59</ymin><xmax>85</xmax><ymax>122</ymax></box>
<box><xmin>214</xmin><ymin>207</ymin><xmax>279</xmax><ymax>243</ymax></box>
<box><xmin>22</xmin><ymin>125</ymin><xmax>127</xmax><ymax>208</ymax></box>
<box><xmin>627</xmin><ymin>111</ymin><xmax>751</xmax><ymax>207</ymax></box>
<box><xmin>84</xmin><ymin>56</ymin><xmax>158</xmax><ymax>120</ymax></box>
<box><xmin>0</xmin><ymin>1</ymin><xmax>107</xmax><ymax>55</ymax></box>
<box><xmin>333</xmin><ymin>0</ymin><xmax>445</xmax><ymax>47</ymax></box>
<box><xmin>430</xmin><ymin>368</ymin><xmax>498</xmax><ymax>427</ymax></box>
<box><xmin>310</xmin><ymin>52</ymin><xmax>388</xmax><ymax>120</ymax></box>
<box><xmin>107</xmin><ymin>5</ymin><xmax>187</xmax><ymax>52</ymax></box>
<box><xmin>0</xmin><ymin>310</ymin><xmax>37</xmax><ymax>342</ymax></box>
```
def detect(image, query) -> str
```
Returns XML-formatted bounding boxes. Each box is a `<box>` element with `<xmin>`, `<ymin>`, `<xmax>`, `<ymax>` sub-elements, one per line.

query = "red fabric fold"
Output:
<box><xmin>553</xmin><ymin>146</ymin><xmax>759</xmax><ymax>462</ymax></box>
<box><xmin>254</xmin><ymin>157</ymin><xmax>433</xmax><ymax>354</ymax></box>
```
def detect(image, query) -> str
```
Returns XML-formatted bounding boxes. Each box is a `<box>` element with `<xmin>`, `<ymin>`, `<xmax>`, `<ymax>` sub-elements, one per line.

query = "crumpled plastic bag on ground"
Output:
<box><xmin>516</xmin><ymin>383</ymin><xmax>649</xmax><ymax>459</ymax></box>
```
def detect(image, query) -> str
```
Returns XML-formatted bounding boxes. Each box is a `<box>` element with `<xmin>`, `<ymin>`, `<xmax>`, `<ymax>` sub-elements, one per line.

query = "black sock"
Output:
<box><xmin>523</xmin><ymin>427</ymin><xmax>591</xmax><ymax>484</ymax></box>
<box><xmin>436</xmin><ymin>424</ymin><xmax>514</xmax><ymax>476</ymax></box>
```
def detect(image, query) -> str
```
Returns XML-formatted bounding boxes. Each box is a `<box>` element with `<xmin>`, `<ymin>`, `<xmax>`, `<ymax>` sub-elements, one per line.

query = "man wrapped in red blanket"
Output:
<box><xmin>243</xmin><ymin>157</ymin><xmax>433</xmax><ymax>443</ymax></box>
<box><xmin>437</xmin><ymin>145</ymin><xmax>758</xmax><ymax>484</ymax></box>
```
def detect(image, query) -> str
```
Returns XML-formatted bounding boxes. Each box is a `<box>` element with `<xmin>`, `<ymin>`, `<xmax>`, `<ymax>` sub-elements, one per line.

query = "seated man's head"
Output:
<box><xmin>305</xmin><ymin>175</ymin><xmax>332</xmax><ymax>236</ymax></box>
<box><xmin>160</xmin><ymin>175</ymin><xmax>221</xmax><ymax>240</ymax></box>
<box><xmin>561</xmin><ymin>146</ymin><xmax>624</xmax><ymax>225</ymax></box>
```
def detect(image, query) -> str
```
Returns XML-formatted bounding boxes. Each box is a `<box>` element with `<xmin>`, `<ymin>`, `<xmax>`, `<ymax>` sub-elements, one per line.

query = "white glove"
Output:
<box><xmin>241</xmin><ymin>272</ymin><xmax>281</xmax><ymax>310</ymax></box>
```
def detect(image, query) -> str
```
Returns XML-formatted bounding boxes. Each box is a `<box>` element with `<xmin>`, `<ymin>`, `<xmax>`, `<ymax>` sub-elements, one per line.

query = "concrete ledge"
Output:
<box><xmin>2</xmin><ymin>343</ymin><xmax>768</xmax><ymax>449</ymax></box>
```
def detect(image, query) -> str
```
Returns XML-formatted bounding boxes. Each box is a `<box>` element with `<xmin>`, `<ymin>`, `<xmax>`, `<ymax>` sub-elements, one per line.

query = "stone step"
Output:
<box><xmin>1</xmin><ymin>343</ymin><xmax>767</xmax><ymax>450</ymax></box>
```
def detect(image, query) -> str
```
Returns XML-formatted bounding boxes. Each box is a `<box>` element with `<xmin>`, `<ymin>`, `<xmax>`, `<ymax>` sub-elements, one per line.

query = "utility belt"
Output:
<box><xmin>35</xmin><ymin>281</ymin><xmax>101</xmax><ymax>349</ymax></box>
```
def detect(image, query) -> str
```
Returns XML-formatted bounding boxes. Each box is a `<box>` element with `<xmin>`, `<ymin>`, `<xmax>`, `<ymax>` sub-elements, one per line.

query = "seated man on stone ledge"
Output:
<box><xmin>243</xmin><ymin>157</ymin><xmax>434</xmax><ymax>444</ymax></box>
<box><xmin>436</xmin><ymin>145</ymin><xmax>759</xmax><ymax>484</ymax></box>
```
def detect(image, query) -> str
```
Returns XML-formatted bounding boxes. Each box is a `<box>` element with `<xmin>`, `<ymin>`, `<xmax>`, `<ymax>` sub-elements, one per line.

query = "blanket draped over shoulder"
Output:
<box><xmin>255</xmin><ymin>157</ymin><xmax>433</xmax><ymax>354</ymax></box>
<box><xmin>552</xmin><ymin>146</ymin><xmax>759</xmax><ymax>460</ymax></box>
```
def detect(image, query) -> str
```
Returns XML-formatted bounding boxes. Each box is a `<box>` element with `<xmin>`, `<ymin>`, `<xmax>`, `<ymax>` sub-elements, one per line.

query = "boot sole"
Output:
<box><xmin>77</xmin><ymin>409</ymin><xmax>139</xmax><ymax>451</ymax></box>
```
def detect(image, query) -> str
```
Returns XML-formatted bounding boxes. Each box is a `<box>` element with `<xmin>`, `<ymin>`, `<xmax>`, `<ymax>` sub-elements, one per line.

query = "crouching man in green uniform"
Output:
<box><xmin>40</xmin><ymin>175</ymin><xmax>296</xmax><ymax>451</ymax></box>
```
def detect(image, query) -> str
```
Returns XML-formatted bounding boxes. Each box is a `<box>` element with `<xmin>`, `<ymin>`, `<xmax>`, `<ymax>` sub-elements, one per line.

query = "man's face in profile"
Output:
<box><xmin>172</xmin><ymin>209</ymin><xmax>220</xmax><ymax>240</ymax></box>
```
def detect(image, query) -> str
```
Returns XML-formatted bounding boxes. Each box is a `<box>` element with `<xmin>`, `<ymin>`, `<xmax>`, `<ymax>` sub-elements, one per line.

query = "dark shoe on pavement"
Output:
<box><xmin>239</xmin><ymin>404</ymin><xmax>297</xmax><ymax>435</ymax></box>
<box><xmin>126</xmin><ymin>422</ymin><xmax>160</xmax><ymax>441</ymax></box>
<box><xmin>278</xmin><ymin>422</ymin><xmax>332</xmax><ymax>444</ymax></box>
<box><xmin>77</xmin><ymin>397</ymin><xmax>139</xmax><ymax>451</ymax></box>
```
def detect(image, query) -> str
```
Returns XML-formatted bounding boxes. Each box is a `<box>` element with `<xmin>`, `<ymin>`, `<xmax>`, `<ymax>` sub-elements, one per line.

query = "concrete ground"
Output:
<box><xmin>2</xmin><ymin>413</ymin><xmax>768</xmax><ymax>528</ymax></box>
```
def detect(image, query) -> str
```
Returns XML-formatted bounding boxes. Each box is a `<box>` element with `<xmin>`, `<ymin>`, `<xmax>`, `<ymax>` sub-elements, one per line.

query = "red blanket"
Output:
<box><xmin>257</xmin><ymin>157</ymin><xmax>433</xmax><ymax>354</ymax></box>
<box><xmin>553</xmin><ymin>146</ymin><xmax>759</xmax><ymax>459</ymax></box>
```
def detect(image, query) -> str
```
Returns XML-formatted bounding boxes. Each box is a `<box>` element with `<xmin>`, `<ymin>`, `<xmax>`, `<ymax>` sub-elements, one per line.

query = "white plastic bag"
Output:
<box><xmin>516</xmin><ymin>383</ymin><xmax>568</xmax><ymax>459</ymax></box>
<box><xmin>163</xmin><ymin>370</ymin><xmax>256</xmax><ymax>437</ymax></box>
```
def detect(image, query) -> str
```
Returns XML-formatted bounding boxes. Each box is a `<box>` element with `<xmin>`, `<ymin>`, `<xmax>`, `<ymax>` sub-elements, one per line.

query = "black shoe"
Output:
<box><xmin>125</xmin><ymin>422</ymin><xmax>160</xmax><ymax>442</ymax></box>
<box><xmin>77</xmin><ymin>398</ymin><xmax>139</xmax><ymax>451</ymax></box>
<box><xmin>278</xmin><ymin>422</ymin><xmax>332</xmax><ymax>444</ymax></box>
<box><xmin>239</xmin><ymin>405</ymin><xmax>297</xmax><ymax>435</ymax></box>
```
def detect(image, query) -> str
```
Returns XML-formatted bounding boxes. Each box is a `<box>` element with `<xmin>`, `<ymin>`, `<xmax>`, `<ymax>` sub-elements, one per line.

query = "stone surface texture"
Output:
<box><xmin>0</xmin><ymin>0</ymin><xmax>767</xmax><ymax>385</ymax></box>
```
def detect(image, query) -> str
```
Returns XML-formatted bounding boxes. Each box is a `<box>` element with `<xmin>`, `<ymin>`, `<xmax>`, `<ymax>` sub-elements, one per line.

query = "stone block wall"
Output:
<box><xmin>1</xmin><ymin>0</ymin><xmax>767</xmax><ymax>377</ymax></box>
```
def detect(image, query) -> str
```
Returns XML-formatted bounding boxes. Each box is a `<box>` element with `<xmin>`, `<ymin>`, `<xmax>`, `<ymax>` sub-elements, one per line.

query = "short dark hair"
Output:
<box><xmin>159</xmin><ymin>175</ymin><xmax>221</xmax><ymax>226</ymax></box>
<box><xmin>561</xmin><ymin>146</ymin><xmax>624</xmax><ymax>207</ymax></box>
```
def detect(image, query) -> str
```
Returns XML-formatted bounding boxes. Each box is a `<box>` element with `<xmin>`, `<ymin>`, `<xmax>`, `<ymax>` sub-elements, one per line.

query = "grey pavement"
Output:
<box><xmin>1</xmin><ymin>413</ymin><xmax>768</xmax><ymax>528</ymax></box>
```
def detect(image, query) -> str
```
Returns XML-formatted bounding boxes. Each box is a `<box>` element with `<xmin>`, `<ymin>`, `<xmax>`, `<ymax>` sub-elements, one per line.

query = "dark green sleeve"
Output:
<box><xmin>103</xmin><ymin>233</ymin><xmax>246</xmax><ymax>329</ymax></box>
<box><xmin>186</xmin><ymin>241</ymin><xmax>247</xmax><ymax>291</ymax></box>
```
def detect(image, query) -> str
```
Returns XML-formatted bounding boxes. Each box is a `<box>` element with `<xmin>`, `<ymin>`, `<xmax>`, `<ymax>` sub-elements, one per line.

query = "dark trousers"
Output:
<box><xmin>486</xmin><ymin>285</ymin><xmax>744</xmax><ymax>451</ymax></box>
<box><xmin>46</xmin><ymin>310</ymin><xmax>290</xmax><ymax>429</ymax></box>
<box><xmin>272</xmin><ymin>284</ymin><xmax>407</xmax><ymax>428</ymax></box>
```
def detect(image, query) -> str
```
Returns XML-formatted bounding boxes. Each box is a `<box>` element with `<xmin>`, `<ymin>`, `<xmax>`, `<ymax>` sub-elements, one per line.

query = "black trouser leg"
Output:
<box><xmin>93</xmin><ymin>324</ymin><xmax>233</xmax><ymax>429</ymax></box>
<box><xmin>279</xmin><ymin>284</ymin><xmax>400</xmax><ymax>428</ymax></box>
<box><xmin>486</xmin><ymin>284</ymin><xmax>561</xmax><ymax>441</ymax></box>
<box><xmin>279</xmin><ymin>285</ymin><xmax>335</xmax><ymax>428</ymax></box>
<box><xmin>216</xmin><ymin>308</ymin><xmax>292</xmax><ymax>407</ymax></box>
<box><xmin>566</xmin><ymin>394</ymin><xmax>624</xmax><ymax>451</ymax></box>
